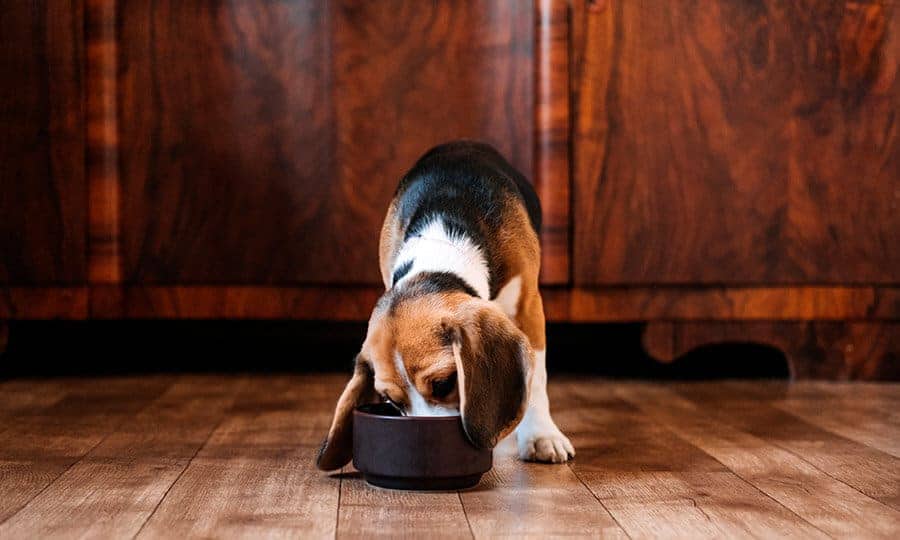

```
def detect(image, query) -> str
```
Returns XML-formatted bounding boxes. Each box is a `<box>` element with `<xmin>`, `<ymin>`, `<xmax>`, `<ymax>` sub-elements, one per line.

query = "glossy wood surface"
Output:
<box><xmin>573</xmin><ymin>0</ymin><xmax>900</xmax><ymax>285</ymax></box>
<box><xmin>535</xmin><ymin>0</ymin><xmax>571</xmax><ymax>284</ymax></box>
<box><xmin>85</xmin><ymin>284</ymin><xmax>900</xmax><ymax>320</ymax></box>
<box><xmin>0</xmin><ymin>288</ymin><xmax>88</xmax><ymax>319</ymax></box>
<box><xmin>1</xmin><ymin>376</ymin><xmax>898</xmax><ymax>537</ymax></box>
<box><xmin>86</xmin><ymin>0</ymin><xmax>121</xmax><ymax>284</ymax></box>
<box><xmin>6</xmin><ymin>285</ymin><xmax>899</xmax><ymax>322</ymax></box>
<box><xmin>0</xmin><ymin>0</ymin><xmax>86</xmax><ymax>284</ymax></box>
<box><xmin>644</xmin><ymin>320</ymin><xmax>900</xmax><ymax>380</ymax></box>
<box><xmin>117</xmin><ymin>0</ymin><xmax>533</xmax><ymax>285</ymax></box>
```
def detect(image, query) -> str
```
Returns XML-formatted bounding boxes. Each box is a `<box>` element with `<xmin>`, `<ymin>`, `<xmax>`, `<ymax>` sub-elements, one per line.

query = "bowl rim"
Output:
<box><xmin>353</xmin><ymin>406</ymin><xmax>462</xmax><ymax>422</ymax></box>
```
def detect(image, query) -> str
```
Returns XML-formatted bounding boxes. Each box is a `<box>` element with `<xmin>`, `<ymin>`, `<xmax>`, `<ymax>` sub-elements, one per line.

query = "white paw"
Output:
<box><xmin>516</xmin><ymin>422</ymin><xmax>575</xmax><ymax>463</ymax></box>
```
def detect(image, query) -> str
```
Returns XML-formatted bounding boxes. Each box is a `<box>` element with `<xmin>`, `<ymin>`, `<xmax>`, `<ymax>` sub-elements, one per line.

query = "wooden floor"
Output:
<box><xmin>0</xmin><ymin>375</ymin><xmax>898</xmax><ymax>538</ymax></box>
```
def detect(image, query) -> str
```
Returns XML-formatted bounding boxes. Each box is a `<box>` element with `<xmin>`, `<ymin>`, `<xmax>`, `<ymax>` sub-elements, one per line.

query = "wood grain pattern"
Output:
<box><xmin>2</xmin><ymin>376</ymin><xmax>900</xmax><ymax>536</ymax></box>
<box><xmin>117</xmin><ymin>0</ymin><xmax>533</xmax><ymax>285</ymax></box>
<box><xmin>332</xmin><ymin>0</ymin><xmax>533</xmax><ymax>286</ymax></box>
<box><xmin>565</xmin><ymin>385</ymin><xmax>830</xmax><ymax>538</ymax></box>
<box><xmin>644</xmin><ymin>321</ymin><xmax>900</xmax><ymax>380</ymax></box>
<box><xmin>135</xmin><ymin>377</ymin><xmax>338</xmax><ymax>540</ymax></box>
<box><xmin>78</xmin><ymin>285</ymin><xmax>900</xmax><ymax>321</ymax></box>
<box><xmin>100</xmin><ymin>286</ymin><xmax>382</xmax><ymax>320</ymax></box>
<box><xmin>338</xmin><ymin>468</ymin><xmax>471</xmax><ymax>539</ymax></box>
<box><xmin>535</xmin><ymin>0</ymin><xmax>571</xmax><ymax>285</ymax></box>
<box><xmin>0</xmin><ymin>374</ymin><xmax>225</xmax><ymax>540</ymax></box>
<box><xmin>566</xmin><ymin>285</ymin><xmax>900</xmax><ymax>321</ymax></box>
<box><xmin>461</xmin><ymin>415</ymin><xmax>626</xmax><ymax>537</ymax></box>
<box><xmin>573</xmin><ymin>0</ymin><xmax>900</xmax><ymax>285</ymax></box>
<box><xmin>0</xmin><ymin>288</ymin><xmax>88</xmax><ymax>319</ymax></box>
<box><xmin>86</xmin><ymin>0</ymin><xmax>121</xmax><ymax>285</ymax></box>
<box><xmin>0</xmin><ymin>0</ymin><xmax>86</xmax><ymax>284</ymax></box>
<box><xmin>677</xmin><ymin>381</ymin><xmax>900</xmax><ymax>510</ymax></box>
<box><xmin>619</xmin><ymin>384</ymin><xmax>900</xmax><ymax>537</ymax></box>
<box><xmin>773</xmin><ymin>390</ymin><xmax>900</xmax><ymax>459</ymax></box>
<box><xmin>117</xmin><ymin>0</ymin><xmax>334</xmax><ymax>285</ymax></box>
<box><xmin>0</xmin><ymin>377</ymin><xmax>172</xmax><ymax>524</ymax></box>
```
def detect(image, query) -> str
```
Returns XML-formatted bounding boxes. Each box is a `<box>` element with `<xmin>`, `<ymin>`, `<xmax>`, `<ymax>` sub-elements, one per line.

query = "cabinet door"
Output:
<box><xmin>118</xmin><ymin>0</ymin><xmax>533</xmax><ymax>285</ymax></box>
<box><xmin>573</xmin><ymin>0</ymin><xmax>900</xmax><ymax>285</ymax></box>
<box><xmin>0</xmin><ymin>1</ymin><xmax>86</xmax><ymax>284</ymax></box>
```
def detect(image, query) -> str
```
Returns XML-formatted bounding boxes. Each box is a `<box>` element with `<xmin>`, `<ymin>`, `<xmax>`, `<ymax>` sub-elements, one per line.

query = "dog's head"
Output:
<box><xmin>315</xmin><ymin>277</ymin><xmax>533</xmax><ymax>471</ymax></box>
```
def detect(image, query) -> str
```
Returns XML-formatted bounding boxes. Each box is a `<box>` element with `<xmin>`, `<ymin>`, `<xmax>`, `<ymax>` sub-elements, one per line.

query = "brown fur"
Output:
<box><xmin>315</xmin><ymin>358</ymin><xmax>375</xmax><ymax>471</ymax></box>
<box><xmin>378</xmin><ymin>200</ymin><xmax>401</xmax><ymax>289</ymax></box>
<box><xmin>317</xmin><ymin>171</ymin><xmax>546</xmax><ymax>470</ymax></box>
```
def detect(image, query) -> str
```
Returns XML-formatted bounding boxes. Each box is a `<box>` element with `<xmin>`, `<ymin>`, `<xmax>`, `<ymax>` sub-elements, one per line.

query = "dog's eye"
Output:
<box><xmin>431</xmin><ymin>373</ymin><xmax>457</xmax><ymax>399</ymax></box>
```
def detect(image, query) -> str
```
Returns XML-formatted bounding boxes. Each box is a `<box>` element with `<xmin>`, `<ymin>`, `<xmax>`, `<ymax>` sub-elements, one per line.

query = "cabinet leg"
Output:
<box><xmin>643</xmin><ymin>321</ymin><xmax>900</xmax><ymax>380</ymax></box>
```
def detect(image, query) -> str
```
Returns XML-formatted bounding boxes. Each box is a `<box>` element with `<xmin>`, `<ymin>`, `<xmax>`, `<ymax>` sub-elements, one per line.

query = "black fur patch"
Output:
<box><xmin>391</xmin><ymin>259</ymin><xmax>414</xmax><ymax>286</ymax></box>
<box><xmin>393</xmin><ymin>141</ymin><xmax>542</xmax><ymax>298</ymax></box>
<box><xmin>389</xmin><ymin>271</ymin><xmax>478</xmax><ymax>314</ymax></box>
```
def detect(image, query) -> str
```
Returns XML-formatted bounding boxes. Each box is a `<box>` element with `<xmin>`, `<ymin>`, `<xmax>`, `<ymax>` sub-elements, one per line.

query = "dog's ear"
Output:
<box><xmin>451</xmin><ymin>301</ymin><xmax>532</xmax><ymax>449</ymax></box>
<box><xmin>315</xmin><ymin>355</ymin><xmax>376</xmax><ymax>471</ymax></box>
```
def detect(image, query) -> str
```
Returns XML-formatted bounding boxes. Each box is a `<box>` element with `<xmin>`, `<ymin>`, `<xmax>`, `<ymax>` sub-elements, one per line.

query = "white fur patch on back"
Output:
<box><xmin>493</xmin><ymin>275</ymin><xmax>522</xmax><ymax>318</ymax></box>
<box><xmin>392</xmin><ymin>218</ymin><xmax>490</xmax><ymax>299</ymax></box>
<box><xmin>394</xmin><ymin>350</ymin><xmax>458</xmax><ymax>417</ymax></box>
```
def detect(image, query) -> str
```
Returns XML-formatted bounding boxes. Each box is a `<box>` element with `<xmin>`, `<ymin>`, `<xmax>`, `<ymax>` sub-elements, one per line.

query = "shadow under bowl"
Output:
<box><xmin>352</xmin><ymin>403</ymin><xmax>492</xmax><ymax>491</ymax></box>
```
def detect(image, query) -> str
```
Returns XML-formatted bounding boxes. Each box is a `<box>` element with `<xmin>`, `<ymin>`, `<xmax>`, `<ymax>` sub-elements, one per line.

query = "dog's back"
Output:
<box><xmin>389</xmin><ymin>141</ymin><xmax>542</xmax><ymax>298</ymax></box>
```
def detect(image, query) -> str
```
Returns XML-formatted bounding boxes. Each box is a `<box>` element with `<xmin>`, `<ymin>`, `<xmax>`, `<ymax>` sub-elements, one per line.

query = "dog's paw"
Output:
<box><xmin>516</xmin><ymin>422</ymin><xmax>575</xmax><ymax>463</ymax></box>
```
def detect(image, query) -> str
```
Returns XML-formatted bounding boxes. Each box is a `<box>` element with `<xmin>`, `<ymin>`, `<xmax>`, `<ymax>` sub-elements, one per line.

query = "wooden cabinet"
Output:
<box><xmin>572</xmin><ymin>0</ymin><xmax>900</xmax><ymax>285</ymax></box>
<box><xmin>0</xmin><ymin>1</ymin><xmax>86</xmax><ymax>286</ymax></box>
<box><xmin>117</xmin><ymin>0</ymin><xmax>533</xmax><ymax>285</ymax></box>
<box><xmin>1</xmin><ymin>0</ymin><xmax>898</xmax><ymax>378</ymax></box>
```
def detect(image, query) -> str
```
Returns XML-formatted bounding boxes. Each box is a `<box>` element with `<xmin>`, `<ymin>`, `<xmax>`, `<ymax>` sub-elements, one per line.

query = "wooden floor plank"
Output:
<box><xmin>618</xmin><ymin>384</ymin><xmax>900</xmax><ymax>538</ymax></box>
<box><xmin>0</xmin><ymin>376</ymin><xmax>174</xmax><ymax>524</ymax></box>
<box><xmin>0</xmin><ymin>379</ymin><xmax>68</xmax><ymax>420</ymax></box>
<box><xmin>677</xmin><ymin>382</ymin><xmax>900</xmax><ymax>511</ymax></box>
<box><xmin>0</xmin><ymin>375</ymin><xmax>897</xmax><ymax>538</ymax></box>
<box><xmin>566</xmin><ymin>384</ymin><xmax>831</xmax><ymax>539</ymax></box>
<box><xmin>337</xmin><ymin>476</ymin><xmax>472</xmax><ymax>539</ymax></box>
<box><xmin>0</xmin><ymin>375</ymin><xmax>240</xmax><ymax>538</ymax></box>
<box><xmin>773</xmin><ymin>390</ymin><xmax>900</xmax><ymax>459</ymax></box>
<box><xmin>135</xmin><ymin>375</ymin><xmax>342</xmax><ymax>539</ymax></box>
<box><xmin>460</xmin><ymin>436</ymin><xmax>627</xmax><ymax>538</ymax></box>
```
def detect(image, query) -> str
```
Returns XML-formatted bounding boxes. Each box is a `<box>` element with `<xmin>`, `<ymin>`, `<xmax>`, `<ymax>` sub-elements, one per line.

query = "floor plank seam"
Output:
<box><xmin>0</xmin><ymin>378</ymin><xmax>177</xmax><ymax>529</ymax></box>
<box><xmin>334</xmin><ymin>468</ymin><xmax>343</xmax><ymax>540</ymax></box>
<box><xmin>566</xmin><ymin>462</ymin><xmax>632</xmax><ymax>539</ymax></box>
<box><xmin>614</xmin><ymin>391</ymin><xmax>846</xmax><ymax>538</ymax></box>
<box><xmin>128</xmin><ymin>376</ymin><xmax>248</xmax><ymax>540</ymax></box>
<box><xmin>672</xmin><ymin>387</ymin><xmax>900</xmax><ymax>515</ymax></box>
<box><xmin>457</xmin><ymin>490</ymin><xmax>476</xmax><ymax>540</ymax></box>
<box><xmin>129</xmin><ymin>415</ymin><xmax>228</xmax><ymax>540</ymax></box>
<box><xmin>760</xmin><ymin>430</ymin><xmax>900</xmax><ymax>516</ymax></box>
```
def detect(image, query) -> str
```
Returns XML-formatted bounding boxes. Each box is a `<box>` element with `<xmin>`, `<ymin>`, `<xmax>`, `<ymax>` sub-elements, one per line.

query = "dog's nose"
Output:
<box><xmin>380</xmin><ymin>395</ymin><xmax>406</xmax><ymax>416</ymax></box>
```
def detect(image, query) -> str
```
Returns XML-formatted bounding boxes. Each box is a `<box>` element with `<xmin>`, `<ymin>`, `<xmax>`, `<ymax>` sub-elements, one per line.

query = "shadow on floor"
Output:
<box><xmin>0</xmin><ymin>320</ymin><xmax>788</xmax><ymax>379</ymax></box>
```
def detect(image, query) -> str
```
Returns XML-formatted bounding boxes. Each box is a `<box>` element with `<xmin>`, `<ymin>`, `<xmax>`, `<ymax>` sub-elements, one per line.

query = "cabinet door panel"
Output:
<box><xmin>119</xmin><ymin>0</ymin><xmax>533</xmax><ymax>285</ymax></box>
<box><xmin>574</xmin><ymin>0</ymin><xmax>900</xmax><ymax>285</ymax></box>
<box><xmin>0</xmin><ymin>1</ymin><xmax>86</xmax><ymax>284</ymax></box>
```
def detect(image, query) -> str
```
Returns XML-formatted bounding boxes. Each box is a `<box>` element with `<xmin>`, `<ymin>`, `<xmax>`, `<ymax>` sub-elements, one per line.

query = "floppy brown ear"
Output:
<box><xmin>315</xmin><ymin>356</ymin><xmax>376</xmax><ymax>471</ymax></box>
<box><xmin>452</xmin><ymin>302</ymin><xmax>532</xmax><ymax>449</ymax></box>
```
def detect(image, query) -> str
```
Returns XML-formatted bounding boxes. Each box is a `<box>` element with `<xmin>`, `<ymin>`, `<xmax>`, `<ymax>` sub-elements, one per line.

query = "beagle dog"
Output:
<box><xmin>316</xmin><ymin>141</ymin><xmax>574</xmax><ymax>470</ymax></box>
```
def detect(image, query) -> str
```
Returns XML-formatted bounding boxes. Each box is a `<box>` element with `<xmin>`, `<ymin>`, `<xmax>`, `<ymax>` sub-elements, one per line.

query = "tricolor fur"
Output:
<box><xmin>317</xmin><ymin>141</ymin><xmax>573</xmax><ymax>471</ymax></box>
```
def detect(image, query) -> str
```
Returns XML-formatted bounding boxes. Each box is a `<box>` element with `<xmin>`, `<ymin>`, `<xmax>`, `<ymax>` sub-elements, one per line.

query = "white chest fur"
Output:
<box><xmin>392</xmin><ymin>219</ymin><xmax>491</xmax><ymax>299</ymax></box>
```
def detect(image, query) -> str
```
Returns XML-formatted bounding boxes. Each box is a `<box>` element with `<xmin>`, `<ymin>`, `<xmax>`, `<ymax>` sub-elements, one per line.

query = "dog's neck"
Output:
<box><xmin>391</xmin><ymin>218</ymin><xmax>490</xmax><ymax>299</ymax></box>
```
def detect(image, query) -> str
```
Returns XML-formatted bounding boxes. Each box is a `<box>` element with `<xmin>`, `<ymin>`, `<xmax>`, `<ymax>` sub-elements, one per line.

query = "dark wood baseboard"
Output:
<box><xmin>1</xmin><ymin>285</ymin><xmax>897</xmax><ymax>321</ymax></box>
<box><xmin>644</xmin><ymin>321</ymin><xmax>900</xmax><ymax>380</ymax></box>
<box><xmin>0</xmin><ymin>288</ymin><xmax>88</xmax><ymax>319</ymax></box>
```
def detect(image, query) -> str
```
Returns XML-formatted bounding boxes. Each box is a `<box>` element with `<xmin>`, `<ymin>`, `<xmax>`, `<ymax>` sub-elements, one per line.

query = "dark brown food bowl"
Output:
<box><xmin>352</xmin><ymin>403</ymin><xmax>492</xmax><ymax>491</ymax></box>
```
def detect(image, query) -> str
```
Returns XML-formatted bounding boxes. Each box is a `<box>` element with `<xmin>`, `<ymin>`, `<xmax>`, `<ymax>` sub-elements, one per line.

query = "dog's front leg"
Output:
<box><xmin>515</xmin><ymin>349</ymin><xmax>575</xmax><ymax>463</ymax></box>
